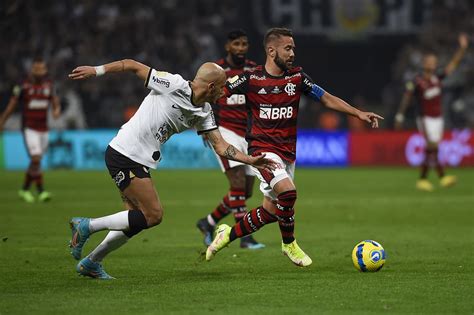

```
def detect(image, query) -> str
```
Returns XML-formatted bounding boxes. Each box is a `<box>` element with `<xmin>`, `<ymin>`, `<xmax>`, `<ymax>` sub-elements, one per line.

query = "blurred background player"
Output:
<box><xmin>196</xmin><ymin>29</ymin><xmax>265</xmax><ymax>249</ymax></box>
<box><xmin>0</xmin><ymin>57</ymin><xmax>61</xmax><ymax>202</ymax></box>
<box><xmin>206</xmin><ymin>28</ymin><xmax>383</xmax><ymax>266</ymax></box>
<box><xmin>395</xmin><ymin>33</ymin><xmax>469</xmax><ymax>192</ymax></box>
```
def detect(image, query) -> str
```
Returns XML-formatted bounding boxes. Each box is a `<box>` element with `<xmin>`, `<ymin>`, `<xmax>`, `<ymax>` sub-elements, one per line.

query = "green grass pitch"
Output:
<box><xmin>0</xmin><ymin>168</ymin><xmax>473</xmax><ymax>314</ymax></box>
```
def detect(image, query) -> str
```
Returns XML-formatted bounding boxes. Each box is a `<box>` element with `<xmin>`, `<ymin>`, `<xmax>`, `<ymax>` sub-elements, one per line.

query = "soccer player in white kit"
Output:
<box><xmin>67</xmin><ymin>60</ymin><xmax>276</xmax><ymax>279</ymax></box>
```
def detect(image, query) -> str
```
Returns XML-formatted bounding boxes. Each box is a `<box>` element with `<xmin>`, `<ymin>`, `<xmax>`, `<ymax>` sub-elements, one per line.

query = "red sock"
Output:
<box><xmin>420</xmin><ymin>149</ymin><xmax>430</xmax><ymax>179</ymax></box>
<box><xmin>228</xmin><ymin>189</ymin><xmax>246</xmax><ymax>222</ymax></box>
<box><xmin>432</xmin><ymin>148</ymin><xmax>445</xmax><ymax>177</ymax></box>
<box><xmin>22</xmin><ymin>173</ymin><xmax>33</xmax><ymax>190</ymax></box>
<box><xmin>229</xmin><ymin>206</ymin><xmax>277</xmax><ymax>241</ymax></box>
<box><xmin>275</xmin><ymin>190</ymin><xmax>297</xmax><ymax>244</ymax></box>
<box><xmin>36</xmin><ymin>173</ymin><xmax>44</xmax><ymax>193</ymax></box>
<box><xmin>208</xmin><ymin>195</ymin><xmax>231</xmax><ymax>225</ymax></box>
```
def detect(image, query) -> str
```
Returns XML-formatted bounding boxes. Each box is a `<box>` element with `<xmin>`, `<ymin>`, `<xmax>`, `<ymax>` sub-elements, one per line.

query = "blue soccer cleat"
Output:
<box><xmin>196</xmin><ymin>217</ymin><xmax>214</xmax><ymax>246</ymax></box>
<box><xmin>76</xmin><ymin>257</ymin><xmax>114</xmax><ymax>280</ymax></box>
<box><xmin>240</xmin><ymin>235</ymin><xmax>266</xmax><ymax>250</ymax></box>
<box><xmin>69</xmin><ymin>217</ymin><xmax>91</xmax><ymax>260</ymax></box>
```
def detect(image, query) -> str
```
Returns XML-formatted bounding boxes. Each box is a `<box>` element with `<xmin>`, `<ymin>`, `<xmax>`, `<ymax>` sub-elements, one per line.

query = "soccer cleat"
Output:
<box><xmin>38</xmin><ymin>191</ymin><xmax>52</xmax><ymax>202</ymax></box>
<box><xmin>206</xmin><ymin>224</ymin><xmax>231</xmax><ymax>261</ymax></box>
<box><xmin>69</xmin><ymin>217</ymin><xmax>91</xmax><ymax>260</ymax></box>
<box><xmin>18</xmin><ymin>190</ymin><xmax>35</xmax><ymax>203</ymax></box>
<box><xmin>282</xmin><ymin>240</ymin><xmax>312</xmax><ymax>267</ymax></box>
<box><xmin>76</xmin><ymin>257</ymin><xmax>114</xmax><ymax>280</ymax></box>
<box><xmin>440</xmin><ymin>175</ymin><xmax>457</xmax><ymax>188</ymax></box>
<box><xmin>416</xmin><ymin>179</ymin><xmax>434</xmax><ymax>192</ymax></box>
<box><xmin>240</xmin><ymin>235</ymin><xmax>265</xmax><ymax>250</ymax></box>
<box><xmin>196</xmin><ymin>217</ymin><xmax>214</xmax><ymax>246</ymax></box>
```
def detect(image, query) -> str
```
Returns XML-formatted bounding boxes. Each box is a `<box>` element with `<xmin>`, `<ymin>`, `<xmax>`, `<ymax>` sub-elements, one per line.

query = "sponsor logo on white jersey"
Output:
<box><xmin>257</xmin><ymin>88</ymin><xmax>267</xmax><ymax>94</ymax></box>
<box><xmin>152</xmin><ymin>76</ymin><xmax>170</xmax><ymax>88</ymax></box>
<box><xmin>284</xmin><ymin>83</ymin><xmax>296</xmax><ymax>96</ymax></box>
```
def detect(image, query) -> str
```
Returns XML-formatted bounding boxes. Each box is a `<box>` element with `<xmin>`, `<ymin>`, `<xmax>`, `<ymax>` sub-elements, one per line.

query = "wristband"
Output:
<box><xmin>94</xmin><ymin>65</ymin><xmax>106</xmax><ymax>76</ymax></box>
<box><xmin>395</xmin><ymin>113</ymin><xmax>405</xmax><ymax>123</ymax></box>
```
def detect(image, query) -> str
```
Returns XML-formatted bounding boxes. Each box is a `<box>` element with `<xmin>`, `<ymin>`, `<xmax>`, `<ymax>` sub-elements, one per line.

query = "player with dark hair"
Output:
<box><xmin>0</xmin><ymin>58</ymin><xmax>61</xmax><ymax>202</ymax></box>
<box><xmin>196</xmin><ymin>29</ymin><xmax>264</xmax><ymax>249</ymax></box>
<box><xmin>67</xmin><ymin>60</ymin><xmax>275</xmax><ymax>279</ymax></box>
<box><xmin>206</xmin><ymin>27</ymin><xmax>383</xmax><ymax>267</ymax></box>
<box><xmin>395</xmin><ymin>33</ymin><xmax>468</xmax><ymax>192</ymax></box>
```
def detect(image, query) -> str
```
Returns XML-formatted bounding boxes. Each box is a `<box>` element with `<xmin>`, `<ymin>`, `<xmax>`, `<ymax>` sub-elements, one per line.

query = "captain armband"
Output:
<box><xmin>308</xmin><ymin>84</ymin><xmax>325</xmax><ymax>101</ymax></box>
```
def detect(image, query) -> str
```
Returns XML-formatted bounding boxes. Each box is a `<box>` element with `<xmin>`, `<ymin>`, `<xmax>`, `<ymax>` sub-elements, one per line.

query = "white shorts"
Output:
<box><xmin>251</xmin><ymin>152</ymin><xmax>295</xmax><ymax>201</ymax></box>
<box><xmin>417</xmin><ymin>116</ymin><xmax>444</xmax><ymax>143</ymax></box>
<box><xmin>212</xmin><ymin>126</ymin><xmax>253</xmax><ymax>175</ymax></box>
<box><xmin>23</xmin><ymin>128</ymin><xmax>49</xmax><ymax>156</ymax></box>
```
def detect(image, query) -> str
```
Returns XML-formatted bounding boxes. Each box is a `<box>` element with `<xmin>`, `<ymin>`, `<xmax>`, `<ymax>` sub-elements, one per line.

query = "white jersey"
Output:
<box><xmin>109</xmin><ymin>69</ymin><xmax>217</xmax><ymax>169</ymax></box>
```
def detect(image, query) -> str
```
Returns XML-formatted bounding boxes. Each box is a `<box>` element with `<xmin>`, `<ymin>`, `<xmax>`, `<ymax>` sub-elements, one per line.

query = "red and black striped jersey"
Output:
<box><xmin>225</xmin><ymin>65</ymin><xmax>315</xmax><ymax>162</ymax></box>
<box><xmin>12</xmin><ymin>78</ymin><xmax>55</xmax><ymax>131</ymax></box>
<box><xmin>213</xmin><ymin>58</ymin><xmax>256</xmax><ymax>136</ymax></box>
<box><xmin>405</xmin><ymin>72</ymin><xmax>445</xmax><ymax>118</ymax></box>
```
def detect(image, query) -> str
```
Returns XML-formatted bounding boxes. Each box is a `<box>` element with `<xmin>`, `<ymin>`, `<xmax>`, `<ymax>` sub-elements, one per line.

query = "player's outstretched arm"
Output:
<box><xmin>69</xmin><ymin>59</ymin><xmax>150</xmax><ymax>82</ymax></box>
<box><xmin>0</xmin><ymin>95</ymin><xmax>19</xmax><ymax>131</ymax></box>
<box><xmin>321</xmin><ymin>92</ymin><xmax>384</xmax><ymax>128</ymax></box>
<box><xmin>445</xmin><ymin>33</ymin><xmax>469</xmax><ymax>76</ymax></box>
<box><xmin>204</xmin><ymin>129</ymin><xmax>276</xmax><ymax>171</ymax></box>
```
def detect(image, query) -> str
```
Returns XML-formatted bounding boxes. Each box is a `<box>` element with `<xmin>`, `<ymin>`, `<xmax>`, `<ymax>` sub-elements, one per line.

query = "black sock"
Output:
<box><xmin>123</xmin><ymin>210</ymin><xmax>148</xmax><ymax>238</ymax></box>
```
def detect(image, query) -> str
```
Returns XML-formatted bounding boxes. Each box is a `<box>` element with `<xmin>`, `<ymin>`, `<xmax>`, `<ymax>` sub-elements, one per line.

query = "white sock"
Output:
<box><xmin>88</xmin><ymin>231</ymin><xmax>129</xmax><ymax>263</ymax></box>
<box><xmin>89</xmin><ymin>210</ymin><xmax>129</xmax><ymax>233</ymax></box>
<box><xmin>206</xmin><ymin>214</ymin><xmax>216</xmax><ymax>226</ymax></box>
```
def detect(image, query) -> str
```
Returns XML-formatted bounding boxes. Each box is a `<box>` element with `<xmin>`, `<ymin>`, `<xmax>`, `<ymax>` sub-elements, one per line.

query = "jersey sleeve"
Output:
<box><xmin>145</xmin><ymin>69</ymin><xmax>185</xmax><ymax>94</ymax></box>
<box><xmin>301</xmin><ymin>72</ymin><xmax>325</xmax><ymax>101</ymax></box>
<box><xmin>224</xmin><ymin>72</ymin><xmax>249</xmax><ymax>97</ymax></box>
<box><xmin>196</xmin><ymin>107</ymin><xmax>218</xmax><ymax>135</ymax></box>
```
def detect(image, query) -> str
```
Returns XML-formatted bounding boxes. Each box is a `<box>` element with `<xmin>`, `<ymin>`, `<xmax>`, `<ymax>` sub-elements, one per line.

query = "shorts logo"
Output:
<box><xmin>114</xmin><ymin>171</ymin><xmax>125</xmax><ymax>186</ymax></box>
<box><xmin>285</xmin><ymin>83</ymin><xmax>296</xmax><ymax>96</ymax></box>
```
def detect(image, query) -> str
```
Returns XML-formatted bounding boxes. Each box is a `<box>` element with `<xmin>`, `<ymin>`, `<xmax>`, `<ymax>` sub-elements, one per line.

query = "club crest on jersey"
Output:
<box><xmin>284</xmin><ymin>83</ymin><xmax>296</xmax><ymax>96</ymax></box>
<box><xmin>259</xmin><ymin>104</ymin><xmax>293</xmax><ymax>120</ymax></box>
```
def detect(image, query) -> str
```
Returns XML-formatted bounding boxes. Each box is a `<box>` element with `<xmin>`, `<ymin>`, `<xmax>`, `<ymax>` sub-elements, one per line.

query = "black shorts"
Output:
<box><xmin>105</xmin><ymin>145</ymin><xmax>151</xmax><ymax>191</ymax></box>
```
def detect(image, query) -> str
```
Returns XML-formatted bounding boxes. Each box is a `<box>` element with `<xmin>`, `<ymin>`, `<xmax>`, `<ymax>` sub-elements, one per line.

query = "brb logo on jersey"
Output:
<box><xmin>259</xmin><ymin>104</ymin><xmax>293</xmax><ymax>120</ymax></box>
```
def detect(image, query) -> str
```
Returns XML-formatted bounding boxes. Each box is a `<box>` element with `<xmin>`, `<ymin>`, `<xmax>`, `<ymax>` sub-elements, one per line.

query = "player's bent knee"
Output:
<box><xmin>143</xmin><ymin>206</ymin><xmax>164</xmax><ymax>227</ymax></box>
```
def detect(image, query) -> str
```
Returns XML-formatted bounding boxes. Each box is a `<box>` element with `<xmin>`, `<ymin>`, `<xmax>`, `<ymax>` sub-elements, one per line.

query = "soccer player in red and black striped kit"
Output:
<box><xmin>206</xmin><ymin>28</ymin><xmax>383</xmax><ymax>266</ymax></box>
<box><xmin>395</xmin><ymin>33</ymin><xmax>468</xmax><ymax>192</ymax></box>
<box><xmin>196</xmin><ymin>29</ymin><xmax>265</xmax><ymax>249</ymax></box>
<box><xmin>0</xmin><ymin>58</ymin><xmax>61</xmax><ymax>202</ymax></box>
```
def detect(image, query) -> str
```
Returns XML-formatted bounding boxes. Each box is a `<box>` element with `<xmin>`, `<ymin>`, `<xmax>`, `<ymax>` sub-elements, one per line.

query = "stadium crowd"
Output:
<box><xmin>1</xmin><ymin>0</ymin><xmax>473</xmax><ymax>130</ymax></box>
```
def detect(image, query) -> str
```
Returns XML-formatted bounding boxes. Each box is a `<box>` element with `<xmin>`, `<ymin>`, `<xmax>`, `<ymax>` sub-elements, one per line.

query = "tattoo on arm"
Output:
<box><xmin>206</xmin><ymin>131</ymin><xmax>219</xmax><ymax>146</ymax></box>
<box><xmin>223</xmin><ymin>145</ymin><xmax>237</xmax><ymax>159</ymax></box>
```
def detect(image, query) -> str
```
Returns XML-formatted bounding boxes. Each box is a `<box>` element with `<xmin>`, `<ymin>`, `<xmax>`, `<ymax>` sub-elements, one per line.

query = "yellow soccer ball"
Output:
<box><xmin>352</xmin><ymin>240</ymin><xmax>386</xmax><ymax>272</ymax></box>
